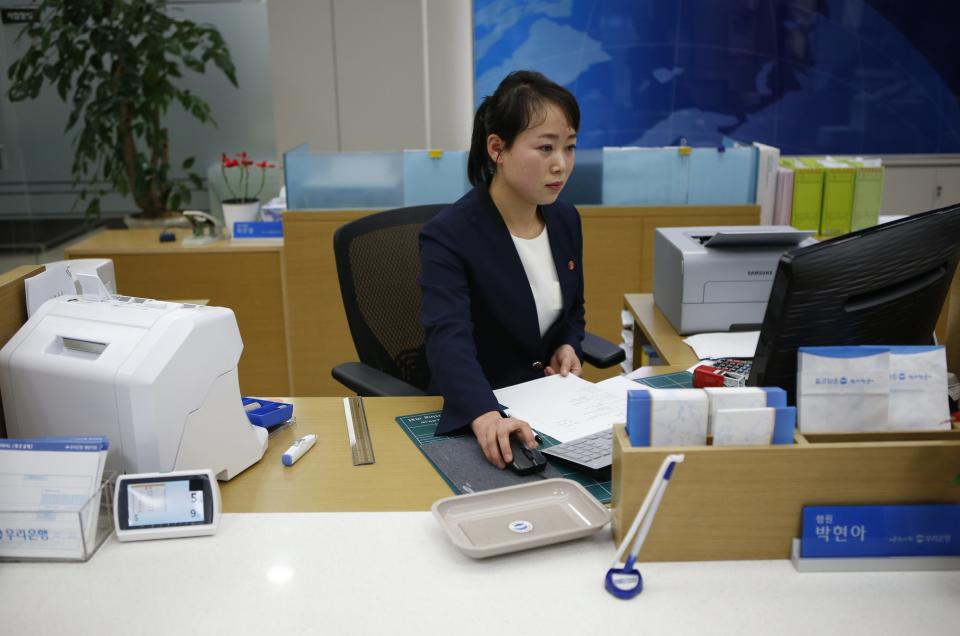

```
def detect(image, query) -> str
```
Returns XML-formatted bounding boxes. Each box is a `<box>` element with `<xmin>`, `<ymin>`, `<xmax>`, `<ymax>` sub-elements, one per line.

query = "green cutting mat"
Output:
<box><xmin>396</xmin><ymin>410</ymin><xmax>613</xmax><ymax>503</ymax></box>
<box><xmin>632</xmin><ymin>370</ymin><xmax>694</xmax><ymax>389</ymax></box>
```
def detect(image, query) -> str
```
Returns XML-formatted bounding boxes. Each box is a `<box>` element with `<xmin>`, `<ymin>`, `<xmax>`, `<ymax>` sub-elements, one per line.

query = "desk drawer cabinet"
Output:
<box><xmin>611</xmin><ymin>425</ymin><xmax>960</xmax><ymax>561</ymax></box>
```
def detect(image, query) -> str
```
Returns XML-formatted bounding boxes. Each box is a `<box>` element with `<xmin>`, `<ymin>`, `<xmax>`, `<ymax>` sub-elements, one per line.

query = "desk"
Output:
<box><xmin>4</xmin><ymin>513</ymin><xmax>958</xmax><ymax>635</ymax></box>
<box><xmin>220</xmin><ymin>396</ymin><xmax>450</xmax><ymax>512</ymax></box>
<box><xmin>623</xmin><ymin>293</ymin><xmax>698</xmax><ymax>369</ymax></box>
<box><xmin>64</xmin><ymin>228</ymin><xmax>289</xmax><ymax>395</ymax></box>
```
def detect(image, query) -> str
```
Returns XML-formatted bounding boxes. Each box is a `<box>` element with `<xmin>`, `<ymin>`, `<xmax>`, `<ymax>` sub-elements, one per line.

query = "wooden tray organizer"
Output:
<box><xmin>610</xmin><ymin>423</ymin><xmax>960</xmax><ymax>561</ymax></box>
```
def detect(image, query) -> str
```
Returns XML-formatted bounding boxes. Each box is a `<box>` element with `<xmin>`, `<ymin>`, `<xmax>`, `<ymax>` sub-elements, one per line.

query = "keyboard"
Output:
<box><xmin>541</xmin><ymin>428</ymin><xmax>612</xmax><ymax>476</ymax></box>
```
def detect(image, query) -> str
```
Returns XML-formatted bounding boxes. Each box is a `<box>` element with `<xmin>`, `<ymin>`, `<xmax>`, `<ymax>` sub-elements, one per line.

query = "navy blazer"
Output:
<box><xmin>419</xmin><ymin>183</ymin><xmax>586</xmax><ymax>435</ymax></box>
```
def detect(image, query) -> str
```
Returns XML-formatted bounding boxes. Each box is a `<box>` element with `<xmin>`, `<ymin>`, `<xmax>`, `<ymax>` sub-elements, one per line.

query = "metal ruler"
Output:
<box><xmin>343</xmin><ymin>397</ymin><xmax>375</xmax><ymax>465</ymax></box>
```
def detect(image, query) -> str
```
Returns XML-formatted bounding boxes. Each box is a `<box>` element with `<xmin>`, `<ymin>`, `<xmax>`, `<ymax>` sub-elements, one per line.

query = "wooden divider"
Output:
<box><xmin>611</xmin><ymin>425</ymin><xmax>960</xmax><ymax>561</ymax></box>
<box><xmin>282</xmin><ymin>205</ymin><xmax>759</xmax><ymax>394</ymax></box>
<box><xmin>0</xmin><ymin>265</ymin><xmax>45</xmax><ymax>437</ymax></box>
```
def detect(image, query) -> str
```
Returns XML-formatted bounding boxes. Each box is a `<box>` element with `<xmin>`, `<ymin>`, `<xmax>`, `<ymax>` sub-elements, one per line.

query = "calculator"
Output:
<box><xmin>692</xmin><ymin>358</ymin><xmax>752</xmax><ymax>388</ymax></box>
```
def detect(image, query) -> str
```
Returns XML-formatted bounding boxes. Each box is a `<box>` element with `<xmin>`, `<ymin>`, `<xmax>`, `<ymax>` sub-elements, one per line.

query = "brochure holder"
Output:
<box><xmin>0</xmin><ymin>473</ymin><xmax>116</xmax><ymax>562</ymax></box>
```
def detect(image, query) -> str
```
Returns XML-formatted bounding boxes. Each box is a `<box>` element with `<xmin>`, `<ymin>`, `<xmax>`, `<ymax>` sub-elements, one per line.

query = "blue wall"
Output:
<box><xmin>474</xmin><ymin>0</ymin><xmax>960</xmax><ymax>154</ymax></box>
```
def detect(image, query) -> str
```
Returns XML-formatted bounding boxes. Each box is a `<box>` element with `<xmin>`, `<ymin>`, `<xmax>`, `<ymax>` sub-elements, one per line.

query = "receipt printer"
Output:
<box><xmin>0</xmin><ymin>294</ymin><xmax>268</xmax><ymax>480</ymax></box>
<box><xmin>653</xmin><ymin>226</ymin><xmax>816</xmax><ymax>334</ymax></box>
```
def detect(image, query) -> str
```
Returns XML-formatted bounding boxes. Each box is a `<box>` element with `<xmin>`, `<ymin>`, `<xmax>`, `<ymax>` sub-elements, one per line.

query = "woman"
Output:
<box><xmin>419</xmin><ymin>70</ymin><xmax>585</xmax><ymax>468</ymax></box>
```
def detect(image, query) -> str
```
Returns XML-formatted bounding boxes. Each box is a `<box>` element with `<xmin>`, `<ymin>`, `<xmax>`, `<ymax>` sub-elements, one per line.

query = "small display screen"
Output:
<box><xmin>126</xmin><ymin>478</ymin><xmax>207</xmax><ymax>528</ymax></box>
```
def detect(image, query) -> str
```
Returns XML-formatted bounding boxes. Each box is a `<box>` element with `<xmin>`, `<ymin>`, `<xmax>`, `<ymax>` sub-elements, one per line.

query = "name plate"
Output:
<box><xmin>800</xmin><ymin>504</ymin><xmax>960</xmax><ymax>558</ymax></box>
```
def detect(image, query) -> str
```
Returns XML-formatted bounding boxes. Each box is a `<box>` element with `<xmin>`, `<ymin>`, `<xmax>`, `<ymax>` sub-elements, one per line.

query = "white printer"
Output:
<box><xmin>0</xmin><ymin>294</ymin><xmax>268</xmax><ymax>480</ymax></box>
<box><xmin>653</xmin><ymin>226</ymin><xmax>817</xmax><ymax>335</ymax></box>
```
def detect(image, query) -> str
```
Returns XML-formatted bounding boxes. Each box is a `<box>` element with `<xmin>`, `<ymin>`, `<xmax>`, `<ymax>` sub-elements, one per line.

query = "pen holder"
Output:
<box><xmin>0</xmin><ymin>472</ymin><xmax>116</xmax><ymax>562</ymax></box>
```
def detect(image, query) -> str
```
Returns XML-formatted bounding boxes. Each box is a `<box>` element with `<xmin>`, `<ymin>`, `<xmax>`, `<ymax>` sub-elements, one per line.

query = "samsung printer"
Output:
<box><xmin>0</xmin><ymin>293</ymin><xmax>268</xmax><ymax>479</ymax></box>
<box><xmin>653</xmin><ymin>226</ymin><xmax>817</xmax><ymax>334</ymax></box>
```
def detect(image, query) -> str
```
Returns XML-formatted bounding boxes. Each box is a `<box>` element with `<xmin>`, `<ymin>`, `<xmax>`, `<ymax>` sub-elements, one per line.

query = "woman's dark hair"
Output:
<box><xmin>467</xmin><ymin>70</ymin><xmax>580</xmax><ymax>186</ymax></box>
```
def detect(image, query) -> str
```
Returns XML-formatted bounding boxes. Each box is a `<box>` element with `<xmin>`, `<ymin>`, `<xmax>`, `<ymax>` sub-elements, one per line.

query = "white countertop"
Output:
<box><xmin>3</xmin><ymin>512</ymin><xmax>958</xmax><ymax>635</ymax></box>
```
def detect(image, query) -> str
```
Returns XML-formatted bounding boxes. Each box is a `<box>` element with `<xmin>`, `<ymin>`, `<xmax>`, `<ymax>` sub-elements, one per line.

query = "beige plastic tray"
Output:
<box><xmin>431</xmin><ymin>478</ymin><xmax>611</xmax><ymax>558</ymax></box>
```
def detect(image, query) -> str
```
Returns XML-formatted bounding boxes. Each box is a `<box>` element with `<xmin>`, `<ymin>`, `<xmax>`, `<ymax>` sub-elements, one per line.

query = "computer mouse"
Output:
<box><xmin>507</xmin><ymin>436</ymin><xmax>547</xmax><ymax>476</ymax></box>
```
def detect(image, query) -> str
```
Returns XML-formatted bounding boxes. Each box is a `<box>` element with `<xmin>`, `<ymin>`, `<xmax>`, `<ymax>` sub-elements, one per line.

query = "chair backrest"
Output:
<box><xmin>333</xmin><ymin>205</ymin><xmax>447</xmax><ymax>391</ymax></box>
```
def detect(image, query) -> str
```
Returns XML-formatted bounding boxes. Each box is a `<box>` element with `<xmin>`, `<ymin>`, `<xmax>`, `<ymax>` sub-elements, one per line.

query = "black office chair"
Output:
<box><xmin>331</xmin><ymin>205</ymin><xmax>626</xmax><ymax>396</ymax></box>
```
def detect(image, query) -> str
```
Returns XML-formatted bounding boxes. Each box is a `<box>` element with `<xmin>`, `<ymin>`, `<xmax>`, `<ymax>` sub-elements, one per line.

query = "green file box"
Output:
<box><xmin>781</xmin><ymin>157</ymin><xmax>823</xmax><ymax>232</ymax></box>
<box><xmin>817</xmin><ymin>159</ymin><xmax>855</xmax><ymax>236</ymax></box>
<box><xmin>845</xmin><ymin>160</ymin><xmax>885</xmax><ymax>231</ymax></box>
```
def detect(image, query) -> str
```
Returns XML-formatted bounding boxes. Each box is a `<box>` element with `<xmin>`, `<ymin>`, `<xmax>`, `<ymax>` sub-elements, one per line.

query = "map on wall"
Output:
<box><xmin>474</xmin><ymin>0</ymin><xmax>960</xmax><ymax>154</ymax></box>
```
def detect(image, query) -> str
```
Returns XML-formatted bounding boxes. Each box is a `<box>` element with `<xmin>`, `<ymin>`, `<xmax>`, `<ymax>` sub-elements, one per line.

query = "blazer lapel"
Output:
<box><xmin>543</xmin><ymin>205</ymin><xmax>577</xmax><ymax>317</ymax></box>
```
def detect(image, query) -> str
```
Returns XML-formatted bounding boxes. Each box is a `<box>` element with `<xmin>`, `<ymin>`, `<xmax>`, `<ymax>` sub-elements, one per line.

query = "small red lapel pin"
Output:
<box><xmin>567</xmin><ymin>260</ymin><xmax>576</xmax><ymax>270</ymax></box>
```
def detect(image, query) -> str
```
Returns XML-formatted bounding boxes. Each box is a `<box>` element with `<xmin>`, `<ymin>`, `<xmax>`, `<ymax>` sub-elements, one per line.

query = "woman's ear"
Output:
<box><xmin>486</xmin><ymin>134</ymin><xmax>504</xmax><ymax>165</ymax></box>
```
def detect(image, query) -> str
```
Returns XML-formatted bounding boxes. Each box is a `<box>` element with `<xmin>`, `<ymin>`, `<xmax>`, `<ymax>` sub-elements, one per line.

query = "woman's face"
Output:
<box><xmin>489</xmin><ymin>102</ymin><xmax>577</xmax><ymax>207</ymax></box>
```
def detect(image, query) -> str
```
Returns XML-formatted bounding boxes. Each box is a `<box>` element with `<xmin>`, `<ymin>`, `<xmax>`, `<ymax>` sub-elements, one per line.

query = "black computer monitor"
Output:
<box><xmin>747</xmin><ymin>203</ymin><xmax>960</xmax><ymax>402</ymax></box>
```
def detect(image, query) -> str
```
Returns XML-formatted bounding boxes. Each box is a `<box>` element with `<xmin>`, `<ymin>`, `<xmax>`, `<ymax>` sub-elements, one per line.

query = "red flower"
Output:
<box><xmin>220</xmin><ymin>151</ymin><xmax>276</xmax><ymax>201</ymax></box>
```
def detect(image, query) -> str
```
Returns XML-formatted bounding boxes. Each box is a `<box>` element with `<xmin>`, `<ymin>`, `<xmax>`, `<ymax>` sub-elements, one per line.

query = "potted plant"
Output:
<box><xmin>220</xmin><ymin>152</ymin><xmax>275</xmax><ymax>235</ymax></box>
<box><xmin>6</xmin><ymin>0</ymin><xmax>237</xmax><ymax>221</ymax></box>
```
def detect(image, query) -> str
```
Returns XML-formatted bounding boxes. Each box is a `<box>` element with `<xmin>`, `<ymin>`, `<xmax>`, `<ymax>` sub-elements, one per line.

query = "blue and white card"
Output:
<box><xmin>801</xmin><ymin>504</ymin><xmax>960</xmax><ymax>558</ymax></box>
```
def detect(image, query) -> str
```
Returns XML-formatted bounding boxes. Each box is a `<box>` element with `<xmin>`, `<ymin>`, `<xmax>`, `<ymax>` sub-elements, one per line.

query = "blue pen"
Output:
<box><xmin>605</xmin><ymin>453</ymin><xmax>685</xmax><ymax>600</ymax></box>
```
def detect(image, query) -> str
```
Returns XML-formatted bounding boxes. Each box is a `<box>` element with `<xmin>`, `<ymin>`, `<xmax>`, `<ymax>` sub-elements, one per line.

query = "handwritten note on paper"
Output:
<box><xmin>493</xmin><ymin>374</ymin><xmax>625</xmax><ymax>442</ymax></box>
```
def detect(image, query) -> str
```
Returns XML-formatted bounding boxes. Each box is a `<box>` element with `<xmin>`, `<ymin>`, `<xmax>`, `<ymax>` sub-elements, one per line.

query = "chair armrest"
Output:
<box><xmin>332</xmin><ymin>362</ymin><xmax>428</xmax><ymax>397</ymax></box>
<box><xmin>582</xmin><ymin>331</ymin><xmax>626</xmax><ymax>369</ymax></box>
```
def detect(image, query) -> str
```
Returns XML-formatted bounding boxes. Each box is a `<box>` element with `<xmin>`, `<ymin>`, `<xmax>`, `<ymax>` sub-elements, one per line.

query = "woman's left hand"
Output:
<box><xmin>544</xmin><ymin>344</ymin><xmax>582</xmax><ymax>377</ymax></box>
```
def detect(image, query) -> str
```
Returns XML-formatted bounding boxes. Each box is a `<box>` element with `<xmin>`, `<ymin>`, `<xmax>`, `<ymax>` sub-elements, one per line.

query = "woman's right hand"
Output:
<box><xmin>470</xmin><ymin>411</ymin><xmax>538</xmax><ymax>469</ymax></box>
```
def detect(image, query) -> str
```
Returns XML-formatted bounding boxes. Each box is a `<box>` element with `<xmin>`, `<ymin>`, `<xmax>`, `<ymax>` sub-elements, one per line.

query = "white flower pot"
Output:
<box><xmin>222</xmin><ymin>199</ymin><xmax>261</xmax><ymax>237</ymax></box>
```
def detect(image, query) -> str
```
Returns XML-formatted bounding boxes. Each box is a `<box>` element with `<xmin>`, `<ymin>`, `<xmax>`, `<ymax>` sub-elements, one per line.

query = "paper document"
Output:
<box><xmin>493</xmin><ymin>374</ymin><xmax>625</xmax><ymax>443</ymax></box>
<box><xmin>682</xmin><ymin>331</ymin><xmax>759</xmax><ymax>360</ymax></box>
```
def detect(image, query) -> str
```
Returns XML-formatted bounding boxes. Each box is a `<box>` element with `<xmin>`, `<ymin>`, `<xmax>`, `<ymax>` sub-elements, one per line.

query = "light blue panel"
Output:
<box><xmin>402</xmin><ymin>151</ymin><xmax>470</xmax><ymax>206</ymax></box>
<box><xmin>602</xmin><ymin>147</ymin><xmax>687</xmax><ymax>205</ymax></box>
<box><xmin>284</xmin><ymin>149</ymin><xmax>404</xmax><ymax>209</ymax></box>
<box><xmin>563</xmin><ymin>148</ymin><xmax>603</xmax><ymax>205</ymax></box>
<box><xmin>687</xmin><ymin>147</ymin><xmax>757</xmax><ymax>204</ymax></box>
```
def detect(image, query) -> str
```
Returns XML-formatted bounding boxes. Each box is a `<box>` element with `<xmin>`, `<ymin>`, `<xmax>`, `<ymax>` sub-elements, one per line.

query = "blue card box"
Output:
<box><xmin>242</xmin><ymin>397</ymin><xmax>294</xmax><ymax>428</ymax></box>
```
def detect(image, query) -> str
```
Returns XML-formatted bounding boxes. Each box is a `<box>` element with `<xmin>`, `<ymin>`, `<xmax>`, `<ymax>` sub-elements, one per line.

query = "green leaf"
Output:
<box><xmin>182</xmin><ymin>156</ymin><xmax>195</xmax><ymax>170</ymax></box>
<box><xmin>6</xmin><ymin>0</ymin><xmax>238</xmax><ymax>218</ymax></box>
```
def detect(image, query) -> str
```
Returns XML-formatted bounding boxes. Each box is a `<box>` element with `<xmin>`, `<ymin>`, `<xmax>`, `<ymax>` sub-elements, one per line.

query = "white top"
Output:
<box><xmin>4</xmin><ymin>513</ymin><xmax>958</xmax><ymax>635</ymax></box>
<box><xmin>511</xmin><ymin>226</ymin><xmax>562</xmax><ymax>337</ymax></box>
